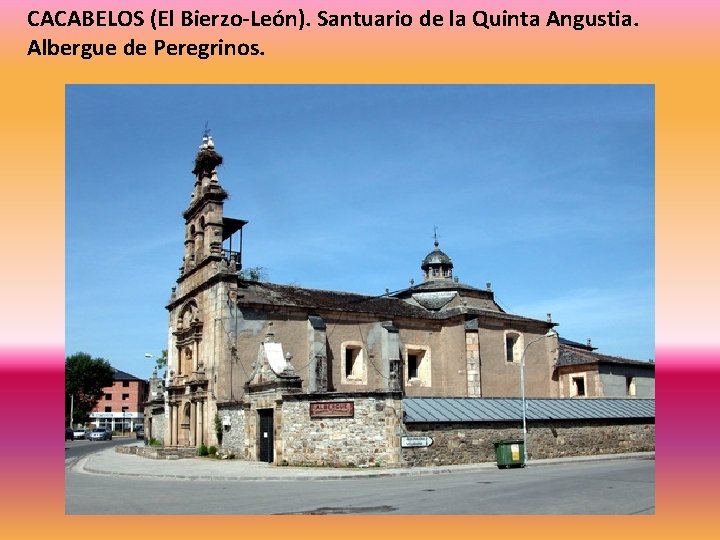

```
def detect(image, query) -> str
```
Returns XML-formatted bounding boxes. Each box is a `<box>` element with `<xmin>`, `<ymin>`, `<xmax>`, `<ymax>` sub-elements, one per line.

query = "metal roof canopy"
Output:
<box><xmin>403</xmin><ymin>397</ymin><xmax>655</xmax><ymax>423</ymax></box>
<box><xmin>222</xmin><ymin>217</ymin><xmax>248</xmax><ymax>241</ymax></box>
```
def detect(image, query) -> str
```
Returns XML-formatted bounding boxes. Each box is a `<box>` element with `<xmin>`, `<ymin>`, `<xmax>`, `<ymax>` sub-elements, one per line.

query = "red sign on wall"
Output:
<box><xmin>309</xmin><ymin>401</ymin><xmax>354</xmax><ymax>418</ymax></box>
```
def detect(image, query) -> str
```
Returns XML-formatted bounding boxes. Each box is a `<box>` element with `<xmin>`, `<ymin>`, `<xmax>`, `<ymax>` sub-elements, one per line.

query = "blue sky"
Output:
<box><xmin>66</xmin><ymin>85</ymin><xmax>654</xmax><ymax>379</ymax></box>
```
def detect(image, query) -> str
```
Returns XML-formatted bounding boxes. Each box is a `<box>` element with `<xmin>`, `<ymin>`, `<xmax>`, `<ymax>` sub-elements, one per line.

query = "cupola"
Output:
<box><xmin>421</xmin><ymin>235</ymin><xmax>454</xmax><ymax>282</ymax></box>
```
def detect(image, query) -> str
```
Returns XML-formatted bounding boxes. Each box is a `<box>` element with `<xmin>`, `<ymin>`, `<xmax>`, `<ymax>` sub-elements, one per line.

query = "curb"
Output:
<box><xmin>75</xmin><ymin>450</ymin><xmax>654</xmax><ymax>482</ymax></box>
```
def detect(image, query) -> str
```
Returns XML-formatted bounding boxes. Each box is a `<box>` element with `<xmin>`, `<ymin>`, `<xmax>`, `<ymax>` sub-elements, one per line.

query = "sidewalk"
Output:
<box><xmin>69</xmin><ymin>443</ymin><xmax>654</xmax><ymax>482</ymax></box>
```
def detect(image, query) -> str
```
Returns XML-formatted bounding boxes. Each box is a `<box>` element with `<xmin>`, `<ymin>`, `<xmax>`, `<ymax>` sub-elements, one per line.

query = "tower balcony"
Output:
<box><xmin>222</xmin><ymin>249</ymin><xmax>242</xmax><ymax>267</ymax></box>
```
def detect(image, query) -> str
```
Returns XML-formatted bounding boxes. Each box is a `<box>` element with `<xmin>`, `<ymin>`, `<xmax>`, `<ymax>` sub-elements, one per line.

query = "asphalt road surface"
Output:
<box><xmin>65</xmin><ymin>436</ymin><xmax>136</xmax><ymax>469</ymax></box>
<box><xmin>66</xmin><ymin>455</ymin><xmax>654</xmax><ymax>515</ymax></box>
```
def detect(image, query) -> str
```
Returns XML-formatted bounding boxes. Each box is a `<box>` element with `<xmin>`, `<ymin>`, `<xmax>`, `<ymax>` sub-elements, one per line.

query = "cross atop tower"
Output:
<box><xmin>200</xmin><ymin>122</ymin><xmax>214</xmax><ymax>150</ymax></box>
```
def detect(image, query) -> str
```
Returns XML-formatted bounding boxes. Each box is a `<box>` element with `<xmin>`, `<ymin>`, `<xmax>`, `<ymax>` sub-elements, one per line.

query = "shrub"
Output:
<box><xmin>208</xmin><ymin>445</ymin><xmax>217</xmax><ymax>455</ymax></box>
<box><xmin>214</xmin><ymin>413</ymin><xmax>223</xmax><ymax>446</ymax></box>
<box><xmin>198</xmin><ymin>444</ymin><xmax>209</xmax><ymax>456</ymax></box>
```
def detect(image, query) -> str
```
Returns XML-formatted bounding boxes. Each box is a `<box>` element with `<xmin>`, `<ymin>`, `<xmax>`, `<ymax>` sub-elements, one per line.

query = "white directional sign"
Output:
<box><xmin>401</xmin><ymin>436</ymin><xmax>433</xmax><ymax>448</ymax></box>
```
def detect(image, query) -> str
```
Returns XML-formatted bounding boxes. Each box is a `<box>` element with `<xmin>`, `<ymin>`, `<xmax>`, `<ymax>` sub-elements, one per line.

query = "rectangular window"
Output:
<box><xmin>104</xmin><ymin>406</ymin><xmax>111</xmax><ymax>412</ymax></box>
<box><xmin>405</xmin><ymin>347</ymin><xmax>431</xmax><ymax>387</ymax></box>
<box><xmin>573</xmin><ymin>377</ymin><xmax>586</xmax><ymax>397</ymax></box>
<box><xmin>122</xmin><ymin>381</ymin><xmax>130</xmax><ymax>387</ymax></box>
<box><xmin>506</xmin><ymin>336</ymin><xmax>515</xmax><ymax>362</ymax></box>
<box><xmin>341</xmin><ymin>342</ymin><xmax>366</xmax><ymax>385</ymax></box>
<box><xmin>407</xmin><ymin>354</ymin><xmax>419</xmax><ymax>379</ymax></box>
<box><xmin>105</xmin><ymin>394</ymin><xmax>112</xmax><ymax>400</ymax></box>
<box><xmin>626</xmin><ymin>377</ymin><xmax>636</xmax><ymax>396</ymax></box>
<box><xmin>505</xmin><ymin>333</ymin><xmax>522</xmax><ymax>363</ymax></box>
<box><xmin>122</xmin><ymin>393</ymin><xmax>129</xmax><ymax>400</ymax></box>
<box><xmin>345</xmin><ymin>348</ymin><xmax>357</xmax><ymax>377</ymax></box>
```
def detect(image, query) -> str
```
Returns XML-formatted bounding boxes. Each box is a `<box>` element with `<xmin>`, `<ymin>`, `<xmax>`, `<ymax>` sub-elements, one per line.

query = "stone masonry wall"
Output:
<box><xmin>281</xmin><ymin>393</ymin><xmax>402</xmax><ymax>467</ymax></box>
<box><xmin>216</xmin><ymin>403</ymin><xmax>246</xmax><ymax>454</ymax></box>
<box><xmin>466</xmin><ymin>331</ymin><xmax>481</xmax><ymax>396</ymax></box>
<box><xmin>149</xmin><ymin>409</ymin><xmax>166</xmax><ymax>443</ymax></box>
<box><xmin>402</xmin><ymin>420</ymin><xmax>655</xmax><ymax>467</ymax></box>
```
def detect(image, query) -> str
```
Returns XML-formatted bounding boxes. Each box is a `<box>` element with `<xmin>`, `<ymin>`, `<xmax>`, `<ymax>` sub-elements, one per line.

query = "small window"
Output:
<box><xmin>626</xmin><ymin>377</ymin><xmax>636</xmax><ymax>396</ymax></box>
<box><xmin>345</xmin><ymin>347</ymin><xmax>358</xmax><ymax>377</ymax></box>
<box><xmin>104</xmin><ymin>406</ymin><xmax>111</xmax><ymax>412</ymax></box>
<box><xmin>505</xmin><ymin>332</ymin><xmax>523</xmax><ymax>363</ymax></box>
<box><xmin>341</xmin><ymin>342</ymin><xmax>366</xmax><ymax>385</ymax></box>
<box><xmin>105</xmin><ymin>394</ymin><xmax>112</xmax><ymax>400</ymax></box>
<box><xmin>122</xmin><ymin>381</ymin><xmax>130</xmax><ymax>387</ymax></box>
<box><xmin>122</xmin><ymin>394</ymin><xmax>129</xmax><ymax>400</ymax></box>
<box><xmin>506</xmin><ymin>335</ymin><xmax>516</xmax><ymax>362</ymax></box>
<box><xmin>572</xmin><ymin>377</ymin><xmax>586</xmax><ymax>397</ymax></box>
<box><xmin>405</xmin><ymin>346</ymin><xmax>431</xmax><ymax>387</ymax></box>
<box><xmin>407</xmin><ymin>354</ymin><xmax>419</xmax><ymax>380</ymax></box>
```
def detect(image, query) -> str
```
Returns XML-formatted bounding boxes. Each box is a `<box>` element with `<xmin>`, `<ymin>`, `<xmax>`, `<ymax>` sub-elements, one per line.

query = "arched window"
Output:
<box><xmin>505</xmin><ymin>331</ymin><xmax>524</xmax><ymax>363</ymax></box>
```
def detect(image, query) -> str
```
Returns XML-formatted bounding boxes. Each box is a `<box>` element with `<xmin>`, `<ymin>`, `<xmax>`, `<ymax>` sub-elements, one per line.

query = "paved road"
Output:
<box><xmin>65</xmin><ymin>445</ymin><xmax>654</xmax><ymax>515</ymax></box>
<box><xmin>64</xmin><ymin>437</ymin><xmax>135</xmax><ymax>468</ymax></box>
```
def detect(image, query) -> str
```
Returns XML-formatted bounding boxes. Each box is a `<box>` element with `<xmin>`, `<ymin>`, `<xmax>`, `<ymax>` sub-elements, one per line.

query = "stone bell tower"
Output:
<box><xmin>183</xmin><ymin>133</ymin><xmax>227</xmax><ymax>270</ymax></box>
<box><xmin>163</xmin><ymin>133</ymin><xmax>248</xmax><ymax>448</ymax></box>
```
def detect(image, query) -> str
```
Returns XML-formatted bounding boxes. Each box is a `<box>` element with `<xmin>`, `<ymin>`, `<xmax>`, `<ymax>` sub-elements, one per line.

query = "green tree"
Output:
<box><xmin>65</xmin><ymin>352</ymin><xmax>114</xmax><ymax>426</ymax></box>
<box><xmin>239</xmin><ymin>266</ymin><xmax>268</xmax><ymax>282</ymax></box>
<box><xmin>154</xmin><ymin>349</ymin><xmax>168</xmax><ymax>372</ymax></box>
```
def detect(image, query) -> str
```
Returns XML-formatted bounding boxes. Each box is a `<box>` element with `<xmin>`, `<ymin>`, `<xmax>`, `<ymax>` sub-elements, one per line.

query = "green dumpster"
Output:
<box><xmin>494</xmin><ymin>439</ymin><xmax>525</xmax><ymax>469</ymax></box>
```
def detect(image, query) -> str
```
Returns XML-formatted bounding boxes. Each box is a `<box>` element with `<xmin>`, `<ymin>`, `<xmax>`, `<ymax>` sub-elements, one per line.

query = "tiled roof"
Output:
<box><xmin>239</xmin><ymin>282</ymin><xmax>431</xmax><ymax>318</ymax></box>
<box><xmin>556</xmin><ymin>343</ymin><xmax>655</xmax><ymax>368</ymax></box>
<box><xmin>238</xmin><ymin>281</ymin><xmax>549</xmax><ymax>326</ymax></box>
<box><xmin>112</xmin><ymin>369</ymin><xmax>144</xmax><ymax>381</ymax></box>
<box><xmin>403</xmin><ymin>397</ymin><xmax>655</xmax><ymax>423</ymax></box>
<box><xmin>558</xmin><ymin>337</ymin><xmax>595</xmax><ymax>350</ymax></box>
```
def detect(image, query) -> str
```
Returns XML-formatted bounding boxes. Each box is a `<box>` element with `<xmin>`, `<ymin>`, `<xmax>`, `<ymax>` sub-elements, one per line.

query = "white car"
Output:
<box><xmin>73</xmin><ymin>428</ymin><xmax>87</xmax><ymax>439</ymax></box>
<box><xmin>87</xmin><ymin>428</ymin><xmax>112</xmax><ymax>441</ymax></box>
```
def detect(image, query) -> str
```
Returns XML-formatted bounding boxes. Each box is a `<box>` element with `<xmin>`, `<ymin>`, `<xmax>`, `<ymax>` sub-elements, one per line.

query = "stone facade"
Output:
<box><xmin>402</xmin><ymin>420</ymin><xmax>655</xmax><ymax>467</ymax></box>
<box><xmin>147</xmin><ymin>407</ymin><xmax>166</xmax><ymax>443</ymax></box>
<box><xmin>215</xmin><ymin>402</ymin><xmax>246</xmax><ymax>452</ymax></box>
<box><xmin>280</xmin><ymin>392</ymin><xmax>403</xmax><ymax>467</ymax></box>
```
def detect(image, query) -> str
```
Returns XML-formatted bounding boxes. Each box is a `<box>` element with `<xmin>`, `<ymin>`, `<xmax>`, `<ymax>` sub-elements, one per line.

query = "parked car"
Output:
<box><xmin>73</xmin><ymin>427</ymin><xmax>87</xmax><ymax>439</ymax></box>
<box><xmin>65</xmin><ymin>428</ymin><xmax>74</xmax><ymax>441</ymax></box>
<box><xmin>87</xmin><ymin>427</ymin><xmax>112</xmax><ymax>441</ymax></box>
<box><xmin>135</xmin><ymin>426</ymin><xmax>145</xmax><ymax>440</ymax></box>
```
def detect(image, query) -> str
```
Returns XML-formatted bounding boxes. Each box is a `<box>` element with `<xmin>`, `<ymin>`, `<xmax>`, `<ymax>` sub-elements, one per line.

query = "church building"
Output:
<box><xmin>151</xmin><ymin>136</ymin><xmax>654</xmax><ymax>466</ymax></box>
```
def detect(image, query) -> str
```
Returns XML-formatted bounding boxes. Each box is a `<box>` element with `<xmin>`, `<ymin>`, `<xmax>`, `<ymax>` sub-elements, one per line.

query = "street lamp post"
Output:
<box><xmin>520</xmin><ymin>330</ymin><xmax>557</xmax><ymax>464</ymax></box>
<box><xmin>144</xmin><ymin>352</ymin><xmax>156</xmax><ymax>441</ymax></box>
